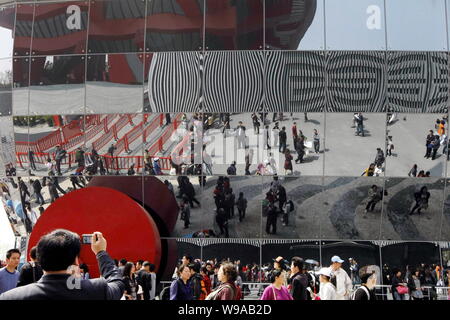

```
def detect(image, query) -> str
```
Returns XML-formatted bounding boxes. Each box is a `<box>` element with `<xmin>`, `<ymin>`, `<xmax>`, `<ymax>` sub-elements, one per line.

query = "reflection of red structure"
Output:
<box><xmin>27</xmin><ymin>186</ymin><xmax>162</xmax><ymax>278</ymax></box>
<box><xmin>27</xmin><ymin>177</ymin><xmax>179</xmax><ymax>279</ymax></box>
<box><xmin>2</xmin><ymin>0</ymin><xmax>316</xmax><ymax>55</ymax></box>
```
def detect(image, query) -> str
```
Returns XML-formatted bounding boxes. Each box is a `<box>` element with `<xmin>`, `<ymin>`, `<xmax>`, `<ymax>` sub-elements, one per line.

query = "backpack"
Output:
<box><xmin>351</xmin><ymin>286</ymin><xmax>370</xmax><ymax>300</ymax></box>
<box><xmin>288</xmin><ymin>200</ymin><xmax>295</xmax><ymax>212</ymax></box>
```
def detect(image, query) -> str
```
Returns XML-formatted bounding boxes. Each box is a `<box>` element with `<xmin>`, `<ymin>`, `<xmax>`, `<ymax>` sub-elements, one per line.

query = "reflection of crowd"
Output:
<box><xmin>263</xmin><ymin>176</ymin><xmax>295</xmax><ymax>234</ymax></box>
<box><xmin>204</xmin><ymin>113</ymin><xmax>321</xmax><ymax>176</ymax></box>
<box><xmin>0</xmin><ymin>171</ymin><xmax>85</xmax><ymax>236</ymax></box>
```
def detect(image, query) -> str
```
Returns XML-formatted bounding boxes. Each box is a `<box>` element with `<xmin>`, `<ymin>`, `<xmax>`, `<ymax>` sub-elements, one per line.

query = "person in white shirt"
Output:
<box><xmin>313</xmin><ymin>267</ymin><xmax>336</xmax><ymax>300</ymax></box>
<box><xmin>330</xmin><ymin>255</ymin><xmax>353</xmax><ymax>300</ymax></box>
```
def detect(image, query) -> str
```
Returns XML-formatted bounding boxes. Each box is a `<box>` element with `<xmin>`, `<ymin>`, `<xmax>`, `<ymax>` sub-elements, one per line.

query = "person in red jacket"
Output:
<box><xmin>292</xmin><ymin>122</ymin><xmax>298</xmax><ymax>146</ymax></box>
<box><xmin>200</xmin><ymin>266</ymin><xmax>212</xmax><ymax>297</ymax></box>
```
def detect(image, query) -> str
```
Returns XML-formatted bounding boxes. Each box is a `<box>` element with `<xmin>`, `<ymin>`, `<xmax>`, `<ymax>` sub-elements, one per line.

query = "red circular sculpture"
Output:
<box><xmin>27</xmin><ymin>186</ymin><xmax>161</xmax><ymax>278</ymax></box>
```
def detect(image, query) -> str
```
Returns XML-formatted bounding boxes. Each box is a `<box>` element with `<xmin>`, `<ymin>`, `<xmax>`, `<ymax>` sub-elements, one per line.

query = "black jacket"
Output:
<box><xmin>279</xmin><ymin>131</ymin><xmax>287</xmax><ymax>143</ymax></box>
<box><xmin>353</xmin><ymin>285</ymin><xmax>377</xmax><ymax>300</ymax></box>
<box><xmin>190</xmin><ymin>273</ymin><xmax>204</xmax><ymax>300</ymax></box>
<box><xmin>32</xmin><ymin>180</ymin><xmax>42</xmax><ymax>193</ymax></box>
<box><xmin>290</xmin><ymin>272</ymin><xmax>309</xmax><ymax>300</ymax></box>
<box><xmin>17</xmin><ymin>262</ymin><xmax>43</xmax><ymax>287</ymax></box>
<box><xmin>0</xmin><ymin>251</ymin><xmax>124</xmax><ymax>300</ymax></box>
<box><xmin>135</xmin><ymin>270</ymin><xmax>151</xmax><ymax>300</ymax></box>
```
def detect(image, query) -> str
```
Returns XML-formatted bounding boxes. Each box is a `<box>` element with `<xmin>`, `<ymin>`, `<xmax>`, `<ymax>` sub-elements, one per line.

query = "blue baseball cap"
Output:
<box><xmin>331</xmin><ymin>255</ymin><xmax>344</xmax><ymax>263</ymax></box>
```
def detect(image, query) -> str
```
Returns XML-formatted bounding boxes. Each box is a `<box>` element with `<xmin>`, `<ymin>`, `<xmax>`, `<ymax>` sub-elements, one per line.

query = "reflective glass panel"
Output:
<box><xmin>203</xmin><ymin>51</ymin><xmax>263</xmax><ymax>113</ymax></box>
<box><xmin>325</xmin><ymin>0</ymin><xmax>386</xmax><ymax>50</ymax></box>
<box><xmin>327</xmin><ymin>51</ymin><xmax>386</xmax><ymax>112</ymax></box>
<box><xmin>88</xmin><ymin>0</ymin><xmax>146</xmax><ymax>53</ymax></box>
<box><xmin>265</xmin><ymin>0</ymin><xmax>324</xmax><ymax>50</ymax></box>
<box><xmin>205</xmin><ymin>0</ymin><xmax>264</xmax><ymax>50</ymax></box>
<box><xmin>29</xmin><ymin>55</ymin><xmax>86</xmax><ymax>115</ymax></box>
<box><xmin>14</xmin><ymin>3</ymin><xmax>34</xmax><ymax>57</ymax></box>
<box><xmin>202</xmin><ymin>176</ymin><xmax>262</xmax><ymax>238</ymax></box>
<box><xmin>145</xmin><ymin>52</ymin><xmax>201</xmax><ymax>113</ymax></box>
<box><xmin>145</xmin><ymin>0</ymin><xmax>204</xmax><ymax>52</ymax></box>
<box><xmin>31</xmin><ymin>1</ymin><xmax>89</xmax><ymax>56</ymax></box>
<box><xmin>385</xmin><ymin>113</ymin><xmax>447</xmax><ymax>177</ymax></box>
<box><xmin>0</xmin><ymin>92</ymin><xmax>12</xmax><ymax>116</ymax></box>
<box><xmin>26</xmin><ymin>114</ymin><xmax>85</xmax><ymax>177</ymax></box>
<box><xmin>0</xmin><ymin>4</ymin><xmax>15</xmax><ymax>59</ymax></box>
<box><xmin>0</xmin><ymin>117</ymin><xmax>18</xmax><ymax>176</ymax></box>
<box><xmin>385</xmin><ymin>0</ymin><xmax>447</xmax><ymax>51</ymax></box>
<box><xmin>387</xmin><ymin>52</ymin><xmax>448</xmax><ymax>113</ymax></box>
<box><xmin>86</xmin><ymin>53</ymin><xmax>143</xmax><ymax>114</ymax></box>
<box><xmin>262</xmin><ymin>176</ymin><xmax>322</xmax><ymax>239</ymax></box>
<box><xmin>321</xmin><ymin>177</ymin><xmax>384</xmax><ymax>240</ymax></box>
<box><xmin>324</xmin><ymin>113</ymin><xmax>387</xmax><ymax>177</ymax></box>
<box><xmin>265</xmin><ymin>51</ymin><xmax>326</xmax><ymax>112</ymax></box>
<box><xmin>380</xmin><ymin>177</ymin><xmax>444</xmax><ymax>241</ymax></box>
<box><xmin>12</xmin><ymin>57</ymin><xmax>30</xmax><ymax>116</ymax></box>
<box><xmin>0</xmin><ymin>58</ymin><xmax>13</xmax><ymax>92</ymax></box>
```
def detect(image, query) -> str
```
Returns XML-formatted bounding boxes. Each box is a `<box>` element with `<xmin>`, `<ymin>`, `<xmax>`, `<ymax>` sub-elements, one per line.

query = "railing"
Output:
<box><xmin>16</xmin><ymin>114</ymin><xmax>183</xmax><ymax>173</ymax></box>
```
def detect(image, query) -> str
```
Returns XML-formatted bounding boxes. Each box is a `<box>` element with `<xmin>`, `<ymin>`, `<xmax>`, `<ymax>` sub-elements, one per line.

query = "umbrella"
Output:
<box><xmin>14</xmin><ymin>202</ymin><xmax>24</xmax><ymax>220</ymax></box>
<box><xmin>6</xmin><ymin>199</ymin><xmax>13</xmax><ymax>208</ymax></box>
<box><xmin>305</xmin><ymin>259</ymin><xmax>319</xmax><ymax>265</ymax></box>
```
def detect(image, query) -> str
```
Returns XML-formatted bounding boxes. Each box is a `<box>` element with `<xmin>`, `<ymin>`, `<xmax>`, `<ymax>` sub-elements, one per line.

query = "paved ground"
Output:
<box><xmin>204</xmin><ymin>113</ymin><xmax>324</xmax><ymax>176</ymax></box>
<box><xmin>200</xmin><ymin>176</ymin><xmax>264</xmax><ymax>238</ymax></box>
<box><xmin>205</xmin><ymin>113</ymin><xmax>450</xmax><ymax>177</ymax></box>
<box><xmin>385</xmin><ymin>114</ymin><xmax>448</xmax><ymax>177</ymax></box>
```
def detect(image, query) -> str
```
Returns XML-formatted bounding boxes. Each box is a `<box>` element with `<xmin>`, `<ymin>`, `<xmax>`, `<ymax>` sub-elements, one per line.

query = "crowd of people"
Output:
<box><xmin>1</xmin><ymin>231</ymin><xmax>450</xmax><ymax>301</ymax></box>
<box><xmin>0</xmin><ymin>230</ymin><xmax>158</xmax><ymax>300</ymax></box>
<box><xmin>167</xmin><ymin>253</ymin><xmax>450</xmax><ymax>301</ymax></box>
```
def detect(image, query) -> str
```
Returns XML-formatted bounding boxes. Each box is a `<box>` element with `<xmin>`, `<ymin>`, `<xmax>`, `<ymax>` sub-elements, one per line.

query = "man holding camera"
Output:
<box><xmin>0</xmin><ymin>230</ymin><xmax>125</xmax><ymax>300</ymax></box>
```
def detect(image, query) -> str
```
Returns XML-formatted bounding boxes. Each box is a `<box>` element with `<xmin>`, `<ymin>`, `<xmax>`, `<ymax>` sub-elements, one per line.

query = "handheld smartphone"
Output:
<box><xmin>82</xmin><ymin>234</ymin><xmax>93</xmax><ymax>244</ymax></box>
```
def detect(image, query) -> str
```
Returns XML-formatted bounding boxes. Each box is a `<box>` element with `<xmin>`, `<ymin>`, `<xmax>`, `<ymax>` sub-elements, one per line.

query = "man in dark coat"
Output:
<box><xmin>279</xmin><ymin>127</ymin><xmax>287</xmax><ymax>153</ymax></box>
<box><xmin>0</xmin><ymin>230</ymin><xmax>124</xmax><ymax>300</ymax></box>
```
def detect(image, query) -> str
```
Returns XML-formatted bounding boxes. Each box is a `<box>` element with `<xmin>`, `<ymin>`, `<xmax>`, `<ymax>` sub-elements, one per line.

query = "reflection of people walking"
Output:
<box><xmin>236</xmin><ymin>122</ymin><xmax>246</xmax><ymax>149</ymax></box>
<box><xmin>245</xmin><ymin>150</ymin><xmax>253</xmax><ymax>175</ymax></box>
<box><xmin>365</xmin><ymin>185</ymin><xmax>383</xmax><ymax>213</ymax></box>
<box><xmin>292</xmin><ymin>123</ymin><xmax>298</xmax><ymax>146</ymax></box>
<box><xmin>355</xmin><ymin>113</ymin><xmax>364</xmax><ymax>137</ymax></box>
<box><xmin>266</xmin><ymin>204</ymin><xmax>278</xmax><ymax>235</ymax></box>
<box><xmin>236</xmin><ymin>192</ymin><xmax>247</xmax><ymax>222</ymax></box>
<box><xmin>425</xmin><ymin>130</ymin><xmax>434</xmax><ymax>159</ymax></box>
<box><xmin>313</xmin><ymin>129</ymin><xmax>320</xmax><ymax>154</ymax></box>
<box><xmin>408</xmin><ymin>164</ymin><xmax>418</xmax><ymax>177</ymax></box>
<box><xmin>272</xmin><ymin>123</ymin><xmax>279</xmax><ymax>148</ymax></box>
<box><xmin>279</xmin><ymin>127</ymin><xmax>287</xmax><ymax>154</ymax></box>
<box><xmin>31</xmin><ymin>179</ymin><xmax>44</xmax><ymax>206</ymax></box>
<box><xmin>54</xmin><ymin>145</ymin><xmax>67</xmax><ymax>176</ymax></box>
<box><xmin>284</xmin><ymin>149</ymin><xmax>293</xmax><ymax>175</ymax></box>
<box><xmin>386</xmin><ymin>136</ymin><xmax>394</xmax><ymax>156</ymax></box>
<box><xmin>362</xmin><ymin>163</ymin><xmax>376</xmax><ymax>177</ymax></box>
<box><xmin>28</xmin><ymin>150</ymin><xmax>36</xmax><ymax>170</ymax></box>
<box><xmin>216</xmin><ymin>208</ymin><xmax>229</xmax><ymax>238</ymax></box>
<box><xmin>282</xmin><ymin>200</ymin><xmax>294</xmax><ymax>226</ymax></box>
<box><xmin>180</xmin><ymin>201</ymin><xmax>190</xmax><ymax>229</ymax></box>
<box><xmin>409</xmin><ymin>186</ymin><xmax>430</xmax><ymax>215</ymax></box>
